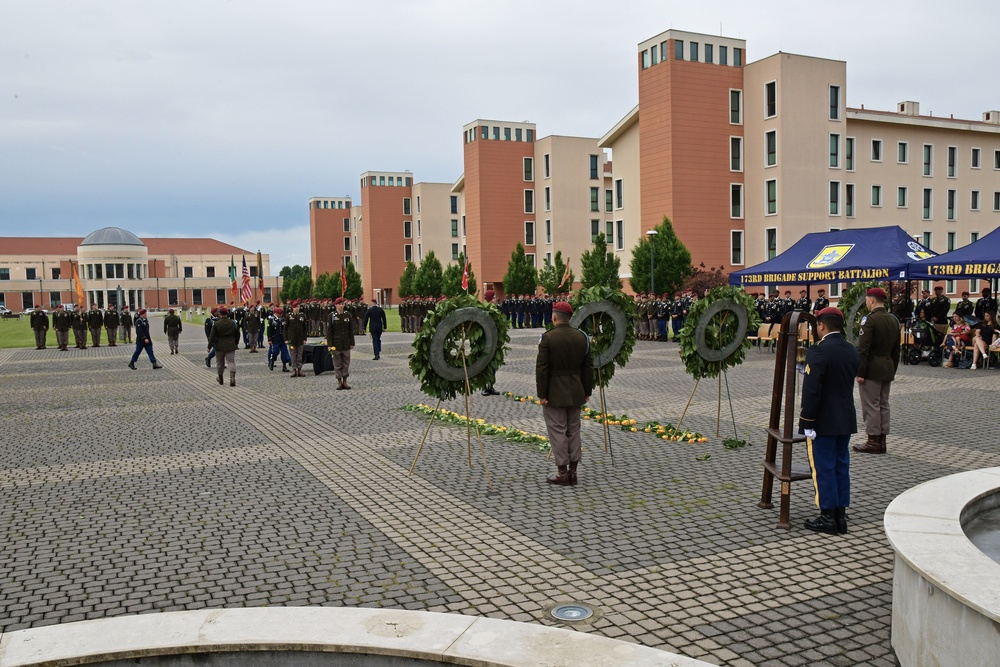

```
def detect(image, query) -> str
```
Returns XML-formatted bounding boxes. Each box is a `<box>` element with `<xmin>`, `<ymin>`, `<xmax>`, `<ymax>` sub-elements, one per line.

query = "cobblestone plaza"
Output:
<box><xmin>2</xmin><ymin>323</ymin><xmax>997</xmax><ymax>666</ymax></box>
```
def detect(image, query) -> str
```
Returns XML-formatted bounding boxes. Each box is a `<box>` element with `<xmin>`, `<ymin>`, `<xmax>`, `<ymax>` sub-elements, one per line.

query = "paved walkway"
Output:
<box><xmin>2</xmin><ymin>321</ymin><xmax>998</xmax><ymax>665</ymax></box>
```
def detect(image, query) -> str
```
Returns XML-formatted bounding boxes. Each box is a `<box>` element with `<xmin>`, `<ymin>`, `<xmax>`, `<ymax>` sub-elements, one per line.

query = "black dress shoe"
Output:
<box><xmin>834</xmin><ymin>508</ymin><xmax>848</xmax><ymax>535</ymax></box>
<box><xmin>205</xmin><ymin>356</ymin><xmax>211</xmax><ymax>368</ymax></box>
<box><xmin>804</xmin><ymin>512</ymin><xmax>839</xmax><ymax>535</ymax></box>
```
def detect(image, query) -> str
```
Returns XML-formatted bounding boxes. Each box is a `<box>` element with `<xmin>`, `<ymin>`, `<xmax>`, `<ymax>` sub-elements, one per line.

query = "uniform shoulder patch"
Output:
<box><xmin>860</xmin><ymin>315</ymin><xmax>868</xmax><ymax>325</ymax></box>
<box><xmin>804</xmin><ymin>364</ymin><xmax>810</xmax><ymax>374</ymax></box>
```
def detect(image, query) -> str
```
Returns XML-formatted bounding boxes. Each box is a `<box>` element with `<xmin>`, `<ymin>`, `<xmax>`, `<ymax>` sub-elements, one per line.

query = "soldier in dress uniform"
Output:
<box><xmin>656</xmin><ymin>294</ymin><xmax>671</xmax><ymax>341</ymax></box>
<box><xmin>246</xmin><ymin>305</ymin><xmax>261</xmax><ymax>353</ymax></box>
<box><xmin>954</xmin><ymin>291</ymin><xmax>974</xmax><ymax>320</ymax></box>
<box><xmin>163</xmin><ymin>308</ymin><xmax>182</xmax><ymax>354</ymax></box>
<box><xmin>208</xmin><ymin>306</ymin><xmax>239</xmax><ymax>386</ymax></box>
<box><xmin>285</xmin><ymin>301</ymin><xmax>309</xmax><ymax>377</ymax></box>
<box><xmin>104</xmin><ymin>305</ymin><xmax>120</xmax><ymax>347</ymax></box>
<box><xmin>71</xmin><ymin>304</ymin><xmax>87</xmax><ymax>349</ymax></box>
<box><xmin>812</xmin><ymin>288</ymin><xmax>830</xmax><ymax>313</ymax></box>
<box><xmin>87</xmin><ymin>303</ymin><xmax>104</xmax><ymax>347</ymax></box>
<box><xmin>30</xmin><ymin>305</ymin><xmax>49</xmax><ymax>350</ymax></box>
<box><xmin>916</xmin><ymin>289</ymin><xmax>932</xmax><ymax>317</ymax></box>
<box><xmin>795</xmin><ymin>289</ymin><xmax>811</xmax><ymax>312</ymax></box>
<box><xmin>204</xmin><ymin>307</ymin><xmax>219</xmax><ymax>367</ymax></box>
<box><xmin>127</xmin><ymin>308</ymin><xmax>162</xmax><ymax>370</ymax></box>
<box><xmin>52</xmin><ymin>304</ymin><xmax>71</xmax><ymax>351</ymax></box>
<box><xmin>267</xmin><ymin>306</ymin><xmax>291</xmax><ymax>372</ymax></box>
<box><xmin>636</xmin><ymin>293</ymin><xmax>649</xmax><ymax>340</ymax></box>
<box><xmin>120</xmin><ymin>305</ymin><xmax>133</xmax><ymax>343</ymax></box>
<box><xmin>782</xmin><ymin>291</ymin><xmax>795</xmax><ymax>317</ymax></box>
<box><xmin>328</xmin><ymin>297</ymin><xmax>356</xmax><ymax>389</ymax></box>
<box><xmin>974</xmin><ymin>287</ymin><xmax>997</xmax><ymax>320</ymax></box>
<box><xmin>928</xmin><ymin>285</ymin><xmax>951</xmax><ymax>325</ymax></box>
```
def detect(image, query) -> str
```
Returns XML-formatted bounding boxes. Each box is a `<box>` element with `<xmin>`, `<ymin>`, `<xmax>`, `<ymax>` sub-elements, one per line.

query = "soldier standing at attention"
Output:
<box><xmin>127</xmin><ymin>309</ymin><xmax>162</xmax><ymax>370</ymax></box>
<box><xmin>267</xmin><ymin>306</ymin><xmax>291</xmax><ymax>372</ymax></box>
<box><xmin>52</xmin><ymin>304</ymin><xmax>71</xmax><ymax>351</ymax></box>
<box><xmin>30</xmin><ymin>305</ymin><xmax>49</xmax><ymax>350</ymax></box>
<box><xmin>120</xmin><ymin>305</ymin><xmax>133</xmax><ymax>343</ymax></box>
<box><xmin>246</xmin><ymin>306</ymin><xmax>261</xmax><ymax>353</ymax></box>
<box><xmin>795</xmin><ymin>290</ymin><xmax>811</xmax><ymax>312</ymax></box>
<box><xmin>536</xmin><ymin>301</ymin><xmax>592</xmax><ymax>486</ymax></box>
<box><xmin>813</xmin><ymin>288</ymin><xmax>830</xmax><ymax>312</ymax></box>
<box><xmin>853</xmin><ymin>287</ymin><xmax>900</xmax><ymax>455</ymax></box>
<box><xmin>163</xmin><ymin>308</ymin><xmax>183</xmax><ymax>354</ymax></box>
<box><xmin>87</xmin><ymin>303</ymin><xmax>104</xmax><ymax>347</ymax></box>
<box><xmin>208</xmin><ymin>306</ymin><xmax>239</xmax><ymax>386</ymax></box>
<box><xmin>928</xmin><ymin>285</ymin><xmax>951</xmax><ymax>325</ymax></box>
<box><xmin>285</xmin><ymin>301</ymin><xmax>309</xmax><ymax>377</ymax></box>
<box><xmin>974</xmin><ymin>287</ymin><xmax>998</xmax><ymax>320</ymax></box>
<box><xmin>104</xmin><ymin>304</ymin><xmax>120</xmax><ymax>347</ymax></box>
<box><xmin>71</xmin><ymin>304</ymin><xmax>87</xmax><ymax>349</ymax></box>
<box><xmin>954</xmin><ymin>291</ymin><xmax>974</xmax><ymax>320</ymax></box>
<box><xmin>328</xmin><ymin>297</ymin><xmax>355</xmax><ymax>390</ymax></box>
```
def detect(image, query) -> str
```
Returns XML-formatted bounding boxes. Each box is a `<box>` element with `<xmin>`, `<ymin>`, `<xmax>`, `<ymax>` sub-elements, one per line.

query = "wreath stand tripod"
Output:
<box><xmin>409</xmin><ymin>323</ymin><xmax>494</xmax><ymax>491</ymax></box>
<box><xmin>758</xmin><ymin>310</ymin><xmax>816</xmax><ymax>529</ymax></box>
<box><xmin>676</xmin><ymin>307</ymin><xmax>743</xmax><ymax>440</ymax></box>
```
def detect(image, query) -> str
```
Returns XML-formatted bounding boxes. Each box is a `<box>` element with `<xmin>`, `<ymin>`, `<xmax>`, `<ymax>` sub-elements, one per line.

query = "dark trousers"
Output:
<box><xmin>672</xmin><ymin>317</ymin><xmax>683</xmax><ymax>337</ymax></box>
<box><xmin>269</xmin><ymin>342</ymin><xmax>290</xmax><ymax>365</ymax></box>
<box><xmin>371</xmin><ymin>331</ymin><xmax>382</xmax><ymax>357</ymax></box>
<box><xmin>807</xmin><ymin>434</ymin><xmax>851</xmax><ymax>511</ymax></box>
<box><xmin>658</xmin><ymin>319</ymin><xmax>668</xmax><ymax>340</ymax></box>
<box><xmin>130</xmin><ymin>340</ymin><xmax>157</xmax><ymax>365</ymax></box>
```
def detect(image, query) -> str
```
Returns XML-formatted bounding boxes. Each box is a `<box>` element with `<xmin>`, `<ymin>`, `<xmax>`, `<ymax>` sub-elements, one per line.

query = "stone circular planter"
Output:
<box><xmin>0</xmin><ymin>607</ymin><xmax>716</xmax><ymax>667</ymax></box>
<box><xmin>884</xmin><ymin>467</ymin><xmax>1000</xmax><ymax>667</ymax></box>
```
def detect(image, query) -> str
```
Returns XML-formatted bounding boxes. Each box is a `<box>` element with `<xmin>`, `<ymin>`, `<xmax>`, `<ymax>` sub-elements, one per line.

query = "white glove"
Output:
<box><xmin>804</xmin><ymin>429</ymin><xmax>817</xmax><ymax>439</ymax></box>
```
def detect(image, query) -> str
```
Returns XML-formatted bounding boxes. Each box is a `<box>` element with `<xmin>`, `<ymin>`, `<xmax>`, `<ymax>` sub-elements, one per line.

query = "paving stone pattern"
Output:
<box><xmin>2</xmin><ymin>321</ymin><xmax>998</xmax><ymax>665</ymax></box>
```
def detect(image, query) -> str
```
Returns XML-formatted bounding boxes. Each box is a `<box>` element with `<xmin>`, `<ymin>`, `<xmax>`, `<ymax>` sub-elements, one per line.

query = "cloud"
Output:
<box><xmin>213</xmin><ymin>225</ymin><xmax>311</xmax><ymax>273</ymax></box>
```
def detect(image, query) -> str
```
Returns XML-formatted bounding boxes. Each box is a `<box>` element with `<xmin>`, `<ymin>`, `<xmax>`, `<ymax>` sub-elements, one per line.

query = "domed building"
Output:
<box><xmin>0</xmin><ymin>227</ymin><xmax>282</xmax><ymax>312</ymax></box>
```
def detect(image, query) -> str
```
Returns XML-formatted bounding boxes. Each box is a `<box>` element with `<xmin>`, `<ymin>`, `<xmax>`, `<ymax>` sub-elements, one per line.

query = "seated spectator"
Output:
<box><xmin>942</xmin><ymin>312</ymin><xmax>971</xmax><ymax>368</ymax></box>
<box><xmin>971</xmin><ymin>311</ymin><xmax>1000</xmax><ymax>370</ymax></box>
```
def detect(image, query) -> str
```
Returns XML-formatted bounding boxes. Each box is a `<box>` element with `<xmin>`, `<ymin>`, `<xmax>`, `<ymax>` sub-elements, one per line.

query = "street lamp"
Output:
<box><xmin>646</xmin><ymin>230</ymin><xmax>658</xmax><ymax>294</ymax></box>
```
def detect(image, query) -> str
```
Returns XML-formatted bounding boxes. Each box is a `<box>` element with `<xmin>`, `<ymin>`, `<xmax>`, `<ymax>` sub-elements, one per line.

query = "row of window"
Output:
<box><xmin>363</xmin><ymin>175</ymin><xmax>412</xmax><ymax>188</ymax></box>
<box><xmin>0</xmin><ymin>267</ymin><xmax>60</xmax><ymax>281</ymax></box>
<box><xmin>521</xmin><ymin>154</ymin><xmax>604</xmax><ymax>183</ymax></box>
<box><xmin>313</xmin><ymin>199</ymin><xmax>349</xmax><ymax>209</ymax></box>
<box><xmin>641</xmin><ymin>39</ymin><xmax>743</xmax><ymax>69</ymax></box>
<box><xmin>728</xmin><ymin>84</ymin><xmax>841</xmax><ymax>125</ymax></box>
<box><xmin>464</xmin><ymin>125</ymin><xmax>536</xmax><ymax>144</ymax></box>
<box><xmin>827</xmin><ymin>184</ymin><xmax>1000</xmax><ymax>220</ymax></box>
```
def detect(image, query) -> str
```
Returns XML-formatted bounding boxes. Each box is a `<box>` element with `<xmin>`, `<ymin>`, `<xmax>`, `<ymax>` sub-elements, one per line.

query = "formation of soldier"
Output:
<box><xmin>399</xmin><ymin>296</ymin><xmax>442</xmax><ymax>333</ymax></box>
<box><xmin>29</xmin><ymin>303</ymin><xmax>136</xmax><ymax>350</ymax></box>
<box><xmin>499</xmin><ymin>294</ymin><xmax>568</xmax><ymax>329</ymax></box>
<box><xmin>751</xmin><ymin>288</ymin><xmax>829</xmax><ymax>325</ymax></box>
<box><xmin>632</xmin><ymin>292</ymin><xmax>697</xmax><ymax>341</ymax></box>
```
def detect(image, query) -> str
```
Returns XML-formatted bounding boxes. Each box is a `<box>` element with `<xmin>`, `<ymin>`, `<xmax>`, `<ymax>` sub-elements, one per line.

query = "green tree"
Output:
<box><xmin>442</xmin><ymin>254</ymin><xmax>477</xmax><ymax>297</ymax></box>
<box><xmin>413</xmin><ymin>251</ymin><xmax>444</xmax><ymax>297</ymax></box>
<box><xmin>628</xmin><ymin>217</ymin><xmax>692</xmax><ymax>296</ymax></box>
<box><xmin>278</xmin><ymin>265</ymin><xmax>312</xmax><ymax>302</ymax></box>
<box><xmin>343</xmin><ymin>260</ymin><xmax>363</xmax><ymax>299</ymax></box>
<box><xmin>398</xmin><ymin>261</ymin><xmax>417</xmax><ymax>298</ymax></box>
<box><xmin>313</xmin><ymin>272</ymin><xmax>333</xmax><ymax>299</ymax></box>
<box><xmin>502</xmin><ymin>242</ymin><xmax>538</xmax><ymax>296</ymax></box>
<box><xmin>537</xmin><ymin>250</ymin><xmax>574</xmax><ymax>295</ymax></box>
<box><xmin>579</xmin><ymin>234</ymin><xmax>622</xmax><ymax>290</ymax></box>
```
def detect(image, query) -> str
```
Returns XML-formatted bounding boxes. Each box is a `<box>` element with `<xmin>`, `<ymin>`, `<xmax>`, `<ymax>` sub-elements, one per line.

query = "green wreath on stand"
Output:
<box><xmin>569</xmin><ymin>286</ymin><xmax>637</xmax><ymax>388</ymax></box>
<box><xmin>408</xmin><ymin>294</ymin><xmax>511</xmax><ymax>400</ymax></box>
<box><xmin>678</xmin><ymin>286</ymin><xmax>760</xmax><ymax>379</ymax></box>
<box><xmin>836</xmin><ymin>281</ymin><xmax>877</xmax><ymax>345</ymax></box>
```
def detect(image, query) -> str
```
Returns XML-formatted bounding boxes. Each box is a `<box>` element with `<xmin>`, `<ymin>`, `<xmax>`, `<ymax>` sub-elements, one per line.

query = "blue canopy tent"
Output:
<box><xmin>907</xmin><ymin>225</ymin><xmax>1000</xmax><ymax>280</ymax></box>
<box><xmin>730</xmin><ymin>226</ymin><xmax>936</xmax><ymax>286</ymax></box>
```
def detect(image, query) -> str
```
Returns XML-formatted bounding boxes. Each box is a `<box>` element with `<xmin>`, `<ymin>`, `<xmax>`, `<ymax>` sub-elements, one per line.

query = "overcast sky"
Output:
<box><xmin>2</xmin><ymin>0</ymin><xmax>996</xmax><ymax>271</ymax></box>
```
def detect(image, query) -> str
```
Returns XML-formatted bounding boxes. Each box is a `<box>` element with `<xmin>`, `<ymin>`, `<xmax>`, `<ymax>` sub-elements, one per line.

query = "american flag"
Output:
<box><xmin>240</xmin><ymin>256</ymin><xmax>253</xmax><ymax>304</ymax></box>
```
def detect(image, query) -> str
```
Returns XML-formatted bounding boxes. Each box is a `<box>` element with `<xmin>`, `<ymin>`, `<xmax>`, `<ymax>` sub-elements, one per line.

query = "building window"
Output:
<box><xmin>451</xmin><ymin>219</ymin><xmax>459</xmax><ymax>237</ymax></box>
<box><xmin>515</xmin><ymin>128</ymin><xmax>522</xmax><ymax>142</ymax></box>
<box><xmin>591</xmin><ymin>220</ymin><xmax>600</xmax><ymax>242</ymax></box>
<box><xmin>590</xmin><ymin>154</ymin><xmax>599</xmax><ymax>179</ymax></box>
<box><xmin>545</xmin><ymin>219</ymin><xmax>552</xmax><ymax>244</ymax></box>
<box><xmin>22</xmin><ymin>292</ymin><xmax>33</xmax><ymax>310</ymax></box>
<box><xmin>898</xmin><ymin>186</ymin><xmax>908</xmax><ymax>208</ymax></box>
<box><xmin>846</xmin><ymin>137</ymin><xmax>855</xmax><ymax>171</ymax></box>
<box><xmin>615</xmin><ymin>220</ymin><xmax>624</xmax><ymax>250</ymax></box>
<box><xmin>590</xmin><ymin>187</ymin><xmax>599</xmax><ymax>211</ymax></box>
<box><xmin>898</xmin><ymin>142</ymin><xmax>908</xmax><ymax>164</ymax></box>
<box><xmin>544</xmin><ymin>154</ymin><xmax>550</xmax><ymax>178</ymax></box>
<box><xmin>524</xmin><ymin>190</ymin><xmax>534</xmax><ymax>213</ymax></box>
<box><xmin>416</xmin><ymin>196</ymin><xmax>421</xmax><ymax>213</ymax></box>
<box><xmin>343</xmin><ymin>218</ymin><xmax>350</xmax><ymax>232</ymax></box>
<box><xmin>206</xmin><ymin>267</ymin><xmax>216</xmax><ymax>278</ymax></box>
<box><xmin>403</xmin><ymin>220</ymin><xmax>411</xmax><ymax>238</ymax></box>
<box><xmin>605</xmin><ymin>189</ymin><xmax>613</xmax><ymax>212</ymax></box>
<box><xmin>344</xmin><ymin>237</ymin><xmax>351</xmax><ymax>252</ymax></box>
<box><xmin>729</xmin><ymin>90</ymin><xmax>742</xmax><ymax>124</ymax></box>
<box><xmin>606</xmin><ymin>221</ymin><xmax>613</xmax><ymax>242</ymax></box>
<box><xmin>417</xmin><ymin>219</ymin><xmax>421</xmax><ymax>237</ymax></box>
<box><xmin>829</xmin><ymin>85</ymin><xmax>840</xmax><ymax>120</ymax></box>
<box><xmin>730</xmin><ymin>184</ymin><xmax>743</xmax><ymax>218</ymax></box>
<box><xmin>615</xmin><ymin>179</ymin><xmax>624</xmax><ymax>208</ymax></box>
<box><xmin>404</xmin><ymin>244</ymin><xmax>412</xmax><ymax>262</ymax></box>
<box><xmin>689</xmin><ymin>41</ymin><xmax>699</xmax><ymax>62</ymax></box>
<box><xmin>731</xmin><ymin>230</ymin><xmax>744</xmax><ymax>265</ymax></box>
<box><xmin>923</xmin><ymin>188</ymin><xmax>933</xmax><ymax>220</ymax></box>
<box><xmin>167</xmin><ymin>289</ymin><xmax>178</xmax><ymax>306</ymax></box>
<box><xmin>923</xmin><ymin>145</ymin><xmax>933</xmax><ymax>176</ymax></box>
<box><xmin>730</xmin><ymin>137</ymin><xmax>742</xmax><ymax>171</ymax></box>
<box><xmin>704</xmin><ymin>43</ymin><xmax>713</xmax><ymax>63</ymax></box>
<box><xmin>49</xmin><ymin>291</ymin><xmax>61</xmax><ymax>308</ymax></box>
<box><xmin>1</xmin><ymin>268</ymin><xmax>11</xmax><ymax>280</ymax></box>
<box><xmin>948</xmin><ymin>146</ymin><xmax>957</xmax><ymax>177</ymax></box>
<box><xmin>25</xmin><ymin>268</ymin><xmax>36</xmax><ymax>280</ymax></box>
<box><xmin>379</xmin><ymin>176</ymin><xmax>385</xmax><ymax>186</ymax></box>
<box><xmin>734</xmin><ymin>47</ymin><xmax>742</xmax><ymax>66</ymax></box>
<box><xmin>871</xmin><ymin>140</ymin><xmax>882</xmax><ymax>162</ymax></box>
<box><xmin>525</xmin><ymin>253</ymin><xmax>536</xmax><ymax>267</ymax></box>
<box><xmin>871</xmin><ymin>185</ymin><xmax>882</xmax><ymax>207</ymax></box>
<box><xmin>765</xmin><ymin>180</ymin><xmax>777</xmax><ymax>215</ymax></box>
<box><xmin>829</xmin><ymin>134</ymin><xmax>840</xmax><ymax>168</ymax></box>
<box><xmin>923</xmin><ymin>232</ymin><xmax>932</xmax><ymax>252</ymax></box>
<box><xmin>544</xmin><ymin>186</ymin><xmax>551</xmax><ymax>211</ymax></box>
<box><xmin>765</xmin><ymin>81</ymin><xmax>776</xmax><ymax>117</ymax></box>
<box><xmin>641</xmin><ymin>49</ymin><xmax>649</xmax><ymax>69</ymax></box>
<box><xmin>523</xmin><ymin>158</ymin><xmax>533</xmax><ymax>181</ymax></box>
<box><xmin>504</xmin><ymin>127</ymin><xmax>511</xmax><ymax>141</ymax></box>
<box><xmin>480</xmin><ymin>126</ymin><xmax>488</xmax><ymax>140</ymax></box>
<box><xmin>403</xmin><ymin>198</ymin><xmax>411</xmax><ymax>215</ymax></box>
<box><xmin>51</xmin><ymin>268</ymin><xmax>60</xmax><ymax>280</ymax></box>
<box><xmin>650</xmin><ymin>44</ymin><xmax>658</xmax><ymax>65</ymax></box>
<box><xmin>972</xmin><ymin>148</ymin><xmax>981</xmax><ymax>169</ymax></box>
<box><xmin>95</xmin><ymin>264</ymin><xmax>103</xmax><ymax>279</ymax></box>
<box><xmin>947</xmin><ymin>231</ymin><xmax>956</xmax><ymax>252</ymax></box>
<box><xmin>995</xmin><ymin>149</ymin><xmax>1000</xmax><ymax>169</ymax></box>
<box><xmin>417</xmin><ymin>244</ymin><xmax>422</xmax><ymax>260</ymax></box>
<box><xmin>993</xmin><ymin>191</ymin><xmax>1000</xmax><ymax>211</ymax></box>
<box><xmin>766</xmin><ymin>228</ymin><xmax>777</xmax><ymax>260</ymax></box>
<box><xmin>765</xmin><ymin>130</ymin><xmax>776</xmax><ymax>166</ymax></box>
<box><xmin>720</xmin><ymin>45</ymin><xmax>728</xmax><ymax>65</ymax></box>
<box><xmin>212</xmin><ymin>288</ymin><xmax>223</xmax><ymax>304</ymax></box>
<box><xmin>845</xmin><ymin>183</ymin><xmax>855</xmax><ymax>217</ymax></box>
<box><xmin>524</xmin><ymin>221</ymin><xmax>535</xmax><ymax>246</ymax></box>
<box><xmin>830</xmin><ymin>181</ymin><xmax>840</xmax><ymax>215</ymax></box>
<box><xmin>947</xmin><ymin>189</ymin><xmax>956</xmax><ymax>220</ymax></box>
<box><xmin>451</xmin><ymin>243</ymin><xmax>459</xmax><ymax>260</ymax></box>
<box><xmin>183</xmin><ymin>266</ymin><xmax>193</xmax><ymax>278</ymax></box>
<box><xmin>675</xmin><ymin>39</ymin><xmax>684</xmax><ymax>60</ymax></box>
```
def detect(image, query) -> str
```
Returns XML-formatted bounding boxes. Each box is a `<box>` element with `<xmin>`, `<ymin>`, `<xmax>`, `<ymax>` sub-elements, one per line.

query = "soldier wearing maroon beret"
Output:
<box><xmin>854</xmin><ymin>287</ymin><xmax>900</xmax><ymax>454</ymax></box>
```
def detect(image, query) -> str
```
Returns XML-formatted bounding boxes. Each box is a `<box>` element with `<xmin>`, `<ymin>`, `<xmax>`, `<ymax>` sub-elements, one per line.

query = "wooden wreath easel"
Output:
<box><xmin>409</xmin><ymin>322</ymin><xmax>494</xmax><ymax>491</ymax></box>
<box><xmin>758</xmin><ymin>310</ymin><xmax>817</xmax><ymax>529</ymax></box>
